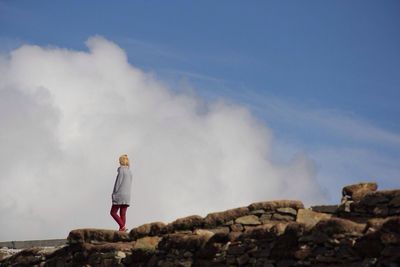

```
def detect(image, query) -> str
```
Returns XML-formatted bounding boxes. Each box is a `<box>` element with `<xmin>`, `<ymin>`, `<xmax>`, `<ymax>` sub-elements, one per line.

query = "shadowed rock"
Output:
<box><xmin>380</xmin><ymin>216</ymin><xmax>400</xmax><ymax>234</ymax></box>
<box><xmin>79</xmin><ymin>241</ymin><xmax>135</xmax><ymax>252</ymax></box>
<box><xmin>311</xmin><ymin>205</ymin><xmax>338</xmax><ymax>214</ymax></box>
<box><xmin>360</xmin><ymin>190</ymin><xmax>400</xmax><ymax>206</ymax></box>
<box><xmin>313</xmin><ymin>217</ymin><xmax>366</xmax><ymax>236</ymax></box>
<box><xmin>158</xmin><ymin>232</ymin><xmax>212</xmax><ymax>251</ymax></box>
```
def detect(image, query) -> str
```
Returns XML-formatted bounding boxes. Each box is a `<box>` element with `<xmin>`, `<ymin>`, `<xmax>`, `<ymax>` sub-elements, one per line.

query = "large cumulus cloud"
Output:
<box><xmin>0</xmin><ymin>36</ymin><xmax>324</xmax><ymax>241</ymax></box>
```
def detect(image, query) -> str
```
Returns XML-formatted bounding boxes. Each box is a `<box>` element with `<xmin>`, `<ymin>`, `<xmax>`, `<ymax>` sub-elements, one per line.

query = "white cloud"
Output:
<box><xmin>0</xmin><ymin>36</ymin><xmax>325</xmax><ymax>241</ymax></box>
<box><xmin>225</xmin><ymin>92</ymin><xmax>400</xmax><ymax>204</ymax></box>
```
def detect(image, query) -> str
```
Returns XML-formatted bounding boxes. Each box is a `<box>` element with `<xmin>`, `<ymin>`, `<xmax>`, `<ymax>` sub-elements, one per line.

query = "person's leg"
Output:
<box><xmin>110</xmin><ymin>205</ymin><xmax>124</xmax><ymax>229</ymax></box>
<box><xmin>119</xmin><ymin>205</ymin><xmax>128</xmax><ymax>230</ymax></box>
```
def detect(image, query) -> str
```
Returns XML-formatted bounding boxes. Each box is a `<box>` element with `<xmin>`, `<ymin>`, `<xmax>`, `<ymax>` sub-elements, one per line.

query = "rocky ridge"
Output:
<box><xmin>1</xmin><ymin>182</ymin><xmax>400</xmax><ymax>266</ymax></box>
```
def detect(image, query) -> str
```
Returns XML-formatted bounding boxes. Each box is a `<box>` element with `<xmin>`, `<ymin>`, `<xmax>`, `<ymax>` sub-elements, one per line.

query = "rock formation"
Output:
<box><xmin>1</xmin><ymin>182</ymin><xmax>400</xmax><ymax>266</ymax></box>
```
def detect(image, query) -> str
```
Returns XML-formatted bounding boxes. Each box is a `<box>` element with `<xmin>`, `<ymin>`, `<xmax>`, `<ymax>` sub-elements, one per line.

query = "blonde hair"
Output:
<box><xmin>119</xmin><ymin>154</ymin><xmax>130</xmax><ymax>166</ymax></box>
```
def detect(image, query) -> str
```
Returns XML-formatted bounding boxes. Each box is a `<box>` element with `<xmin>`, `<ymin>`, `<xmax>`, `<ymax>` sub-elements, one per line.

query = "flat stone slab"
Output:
<box><xmin>276</xmin><ymin>207</ymin><xmax>297</xmax><ymax>216</ymax></box>
<box><xmin>313</xmin><ymin>218</ymin><xmax>366</xmax><ymax>236</ymax></box>
<box><xmin>235</xmin><ymin>215</ymin><xmax>261</xmax><ymax>225</ymax></box>
<box><xmin>248</xmin><ymin>200</ymin><xmax>304</xmax><ymax>212</ymax></box>
<box><xmin>311</xmin><ymin>205</ymin><xmax>338</xmax><ymax>214</ymax></box>
<box><xmin>133</xmin><ymin>236</ymin><xmax>161</xmax><ymax>251</ymax></box>
<box><xmin>68</xmin><ymin>229</ymin><xmax>130</xmax><ymax>244</ymax></box>
<box><xmin>360</xmin><ymin>190</ymin><xmax>400</xmax><ymax>206</ymax></box>
<box><xmin>296</xmin><ymin>209</ymin><xmax>332</xmax><ymax>229</ymax></box>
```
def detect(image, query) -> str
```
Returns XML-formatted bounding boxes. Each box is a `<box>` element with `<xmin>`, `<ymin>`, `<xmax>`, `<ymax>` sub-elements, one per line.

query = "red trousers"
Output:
<box><xmin>110</xmin><ymin>204</ymin><xmax>129</xmax><ymax>230</ymax></box>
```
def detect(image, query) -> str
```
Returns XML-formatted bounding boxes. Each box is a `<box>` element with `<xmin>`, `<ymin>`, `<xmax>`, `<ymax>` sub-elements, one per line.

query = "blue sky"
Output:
<box><xmin>1</xmin><ymin>1</ymin><xmax>400</xmax><ymax>201</ymax></box>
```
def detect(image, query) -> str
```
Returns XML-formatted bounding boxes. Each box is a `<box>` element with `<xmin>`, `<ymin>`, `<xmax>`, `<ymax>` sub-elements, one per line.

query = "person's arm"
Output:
<box><xmin>112</xmin><ymin>168</ymin><xmax>124</xmax><ymax>194</ymax></box>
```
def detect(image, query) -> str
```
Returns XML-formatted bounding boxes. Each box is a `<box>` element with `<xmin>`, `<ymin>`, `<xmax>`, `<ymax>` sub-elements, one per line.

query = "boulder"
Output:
<box><xmin>313</xmin><ymin>218</ymin><xmax>366</xmax><ymax>236</ymax></box>
<box><xmin>207</xmin><ymin>227</ymin><xmax>230</xmax><ymax>235</ymax></box>
<box><xmin>241</xmin><ymin>224</ymin><xmax>278</xmax><ymax>239</ymax></box>
<box><xmin>133</xmin><ymin>236</ymin><xmax>161</xmax><ymax>252</ymax></box>
<box><xmin>167</xmin><ymin>215</ymin><xmax>204</xmax><ymax>231</ymax></box>
<box><xmin>244</xmin><ymin>221</ymin><xmax>289</xmax><ymax>237</ymax></box>
<box><xmin>130</xmin><ymin>222</ymin><xmax>167</xmax><ymax>240</ymax></box>
<box><xmin>296</xmin><ymin>209</ymin><xmax>332</xmax><ymax>230</ymax></box>
<box><xmin>235</xmin><ymin>215</ymin><xmax>261</xmax><ymax>225</ymax></box>
<box><xmin>342</xmin><ymin>182</ymin><xmax>378</xmax><ymax>201</ymax></box>
<box><xmin>192</xmin><ymin>229</ymin><xmax>215</xmax><ymax>240</ymax></box>
<box><xmin>204</xmin><ymin>207</ymin><xmax>249</xmax><ymax>227</ymax></box>
<box><xmin>249</xmin><ymin>209</ymin><xmax>266</xmax><ymax>215</ymax></box>
<box><xmin>230</xmin><ymin>223</ymin><xmax>244</xmax><ymax>232</ymax></box>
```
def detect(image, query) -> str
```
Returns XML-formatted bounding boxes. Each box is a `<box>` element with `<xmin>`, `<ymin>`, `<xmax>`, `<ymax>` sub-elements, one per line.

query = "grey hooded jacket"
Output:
<box><xmin>112</xmin><ymin>166</ymin><xmax>133</xmax><ymax>205</ymax></box>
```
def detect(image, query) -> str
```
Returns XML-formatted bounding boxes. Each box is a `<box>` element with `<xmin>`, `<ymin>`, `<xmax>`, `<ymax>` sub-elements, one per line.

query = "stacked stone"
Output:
<box><xmin>355</xmin><ymin>216</ymin><xmax>400</xmax><ymax>266</ymax></box>
<box><xmin>340</xmin><ymin>183</ymin><xmax>400</xmax><ymax>217</ymax></box>
<box><xmin>0</xmin><ymin>200</ymin><xmax>305</xmax><ymax>267</ymax></box>
<box><xmin>294</xmin><ymin>218</ymin><xmax>366</xmax><ymax>266</ymax></box>
<box><xmin>132</xmin><ymin>200</ymin><xmax>304</xmax><ymax>267</ymax></box>
<box><xmin>1</xmin><ymin>183</ymin><xmax>400</xmax><ymax>267</ymax></box>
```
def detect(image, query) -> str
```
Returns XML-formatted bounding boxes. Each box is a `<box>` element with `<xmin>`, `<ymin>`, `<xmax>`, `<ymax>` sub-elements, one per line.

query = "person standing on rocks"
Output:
<box><xmin>110</xmin><ymin>154</ymin><xmax>133</xmax><ymax>232</ymax></box>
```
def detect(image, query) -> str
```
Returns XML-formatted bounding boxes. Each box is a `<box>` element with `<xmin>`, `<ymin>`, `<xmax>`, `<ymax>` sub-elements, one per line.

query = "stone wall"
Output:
<box><xmin>1</xmin><ymin>183</ymin><xmax>400</xmax><ymax>267</ymax></box>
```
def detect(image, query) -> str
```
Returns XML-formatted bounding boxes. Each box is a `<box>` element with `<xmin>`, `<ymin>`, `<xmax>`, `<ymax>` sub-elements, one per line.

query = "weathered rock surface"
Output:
<box><xmin>68</xmin><ymin>228</ymin><xmax>131</xmax><ymax>244</ymax></box>
<box><xmin>296</xmin><ymin>208</ymin><xmax>332</xmax><ymax>229</ymax></box>
<box><xmin>1</xmin><ymin>182</ymin><xmax>400</xmax><ymax>266</ymax></box>
<box><xmin>342</xmin><ymin>182</ymin><xmax>378</xmax><ymax>201</ymax></box>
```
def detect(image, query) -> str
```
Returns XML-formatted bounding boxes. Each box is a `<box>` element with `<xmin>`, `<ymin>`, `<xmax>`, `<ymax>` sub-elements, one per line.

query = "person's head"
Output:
<box><xmin>119</xmin><ymin>154</ymin><xmax>130</xmax><ymax>166</ymax></box>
